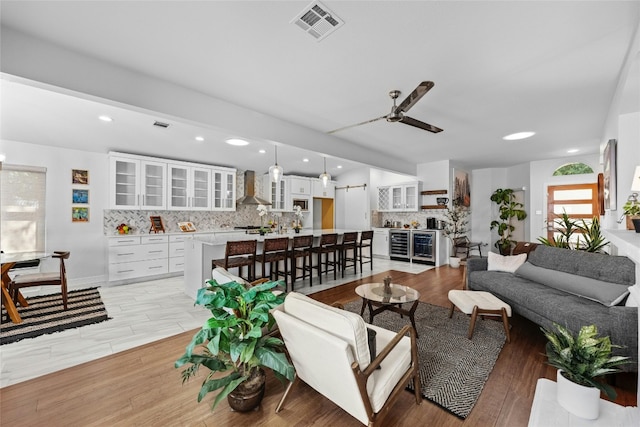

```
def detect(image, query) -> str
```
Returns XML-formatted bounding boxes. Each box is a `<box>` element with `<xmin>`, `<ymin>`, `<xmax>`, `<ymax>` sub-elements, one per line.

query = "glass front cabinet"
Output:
<box><xmin>109</xmin><ymin>156</ymin><xmax>166</xmax><ymax>210</ymax></box>
<box><xmin>377</xmin><ymin>182</ymin><xmax>420</xmax><ymax>212</ymax></box>
<box><xmin>212</xmin><ymin>168</ymin><xmax>236</xmax><ymax>211</ymax></box>
<box><xmin>168</xmin><ymin>164</ymin><xmax>212</xmax><ymax>210</ymax></box>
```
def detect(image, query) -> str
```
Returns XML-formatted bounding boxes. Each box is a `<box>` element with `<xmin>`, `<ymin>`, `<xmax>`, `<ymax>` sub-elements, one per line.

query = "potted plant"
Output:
<box><xmin>442</xmin><ymin>202</ymin><xmax>469</xmax><ymax>268</ymax></box>
<box><xmin>293</xmin><ymin>205</ymin><xmax>304</xmax><ymax>233</ymax></box>
<box><xmin>541</xmin><ymin>323</ymin><xmax>630</xmax><ymax>419</ymax></box>
<box><xmin>257</xmin><ymin>204</ymin><xmax>269</xmax><ymax>235</ymax></box>
<box><xmin>490</xmin><ymin>188</ymin><xmax>527</xmax><ymax>255</ymax></box>
<box><xmin>175</xmin><ymin>279</ymin><xmax>294</xmax><ymax>412</ymax></box>
<box><xmin>622</xmin><ymin>196</ymin><xmax>640</xmax><ymax>231</ymax></box>
<box><xmin>537</xmin><ymin>212</ymin><xmax>609</xmax><ymax>253</ymax></box>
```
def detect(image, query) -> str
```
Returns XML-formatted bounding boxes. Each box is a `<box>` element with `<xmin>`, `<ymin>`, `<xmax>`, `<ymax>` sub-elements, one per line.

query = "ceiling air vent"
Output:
<box><xmin>291</xmin><ymin>1</ymin><xmax>344</xmax><ymax>41</ymax></box>
<box><xmin>153</xmin><ymin>121</ymin><xmax>170</xmax><ymax>128</ymax></box>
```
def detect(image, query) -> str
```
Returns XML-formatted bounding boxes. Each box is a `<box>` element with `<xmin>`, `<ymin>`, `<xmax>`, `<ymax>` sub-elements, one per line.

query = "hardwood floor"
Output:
<box><xmin>1</xmin><ymin>266</ymin><xmax>636</xmax><ymax>426</ymax></box>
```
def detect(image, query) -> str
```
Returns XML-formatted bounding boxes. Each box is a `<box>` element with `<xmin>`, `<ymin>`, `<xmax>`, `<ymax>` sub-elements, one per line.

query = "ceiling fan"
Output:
<box><xmin>328</xmin><ymin>81</ymin><xmax>443</xmax><ymax>134</ymax></box>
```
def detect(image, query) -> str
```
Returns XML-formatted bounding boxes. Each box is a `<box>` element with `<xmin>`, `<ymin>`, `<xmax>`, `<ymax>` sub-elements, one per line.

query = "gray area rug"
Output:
<box><xmin>344</xmin><ymin>300</ymin><xmax>506</xmax><ymax>419</ymax></box>
<box><xmin>1</xmin><ymin>287</ymin><xmax>110</xmax><ymax>345</ymax></box>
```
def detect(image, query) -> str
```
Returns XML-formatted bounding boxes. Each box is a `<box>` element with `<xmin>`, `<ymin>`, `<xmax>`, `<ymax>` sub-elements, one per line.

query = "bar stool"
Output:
<box><xmin>289</xmin><ymin>234</ymin><xmax>313</xmax><ymax>289</ymax></box>
<box><xmin>212</xmin><ymin>240</ymin><xmax>257</xmax><ymax>282</ymax></box>
<box><xmin>257</xmin><ymin>237</ymin><xmax>289</xmax><ymax>288</ymax></box>
<box><xmin>358</xmin><ymin>230</ymin><xmax>374</xmax><ymax>272</ymax></box>
<box><xmin>338</xmin><ymin>232</ymin><xmax>358</xmax><ymax>277</ymax></box>
<box><xmin>310</xmin><ymin>233</ymin><xmax>338</xmax><ymax>284</ymax></box>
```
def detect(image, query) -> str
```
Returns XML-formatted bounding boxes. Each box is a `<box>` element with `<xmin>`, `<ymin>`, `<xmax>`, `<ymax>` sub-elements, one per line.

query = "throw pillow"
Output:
<box><xmin>487</xmin><ymin>252</ymin><xmax>527</xmax><ymax>273</ymax></box>
<box><xmin>515</xmin><ymin>262</ymin><xmax>630</xmax><ymax>307</ymax></box>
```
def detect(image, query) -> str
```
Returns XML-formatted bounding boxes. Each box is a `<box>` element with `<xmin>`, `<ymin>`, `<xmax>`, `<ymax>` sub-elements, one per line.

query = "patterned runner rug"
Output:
<box><xmin>1</xmin><ymin>287</ymin><xmax>110</xmax><ymax>345</ymax></box>
<box><xmin>344</xmin><ymin>300</ymin><xmax>506</xmax><ymax>419</ymax></box>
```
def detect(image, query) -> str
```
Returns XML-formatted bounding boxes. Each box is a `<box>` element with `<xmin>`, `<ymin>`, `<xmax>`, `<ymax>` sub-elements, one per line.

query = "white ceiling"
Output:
<box><xmin>1</xmin><ymin>1</ymin><xmax>639</xmax><ymax>178</ymax></box>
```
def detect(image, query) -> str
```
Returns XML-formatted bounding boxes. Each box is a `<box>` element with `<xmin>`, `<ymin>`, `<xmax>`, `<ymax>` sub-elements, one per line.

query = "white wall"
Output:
<box><xmin>0</xmin><ymin>140</ymin><xmax>109</xmax><ymax>285</ymax></box>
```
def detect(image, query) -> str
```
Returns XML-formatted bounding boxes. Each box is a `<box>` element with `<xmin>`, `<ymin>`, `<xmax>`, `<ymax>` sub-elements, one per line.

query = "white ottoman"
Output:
<box><xmin>448</xmin><ymin>290</ymin><xmax>512</xmax><ymax>343</ymax></box>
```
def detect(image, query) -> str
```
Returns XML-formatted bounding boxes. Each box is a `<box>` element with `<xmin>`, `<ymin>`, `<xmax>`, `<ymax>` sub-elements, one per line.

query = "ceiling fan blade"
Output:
<box><xmin>395</xmin><ymin>81</ymin><xmax>434</xmax><ymax>113</ymax></box>
<box><xmin>400</xmin><ymin>116</ymin><xmax>443</xmax><ymax>133</ymax></box>
<box><xmin>327</xmin><ymin>115</ymin><xmax>386</xmax><ymax>134</ymax></box>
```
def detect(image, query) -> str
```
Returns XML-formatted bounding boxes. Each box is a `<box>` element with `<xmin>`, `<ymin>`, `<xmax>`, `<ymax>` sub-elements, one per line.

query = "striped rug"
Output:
<box><xmin>344</xmin><ymin>300</ymin><xmax>506</xmax><ymax>419</ymax></box>
<box><xmin>1</xmin><ymin>287</ymin><xmax>110</xmax><ymax>345</ymax></box>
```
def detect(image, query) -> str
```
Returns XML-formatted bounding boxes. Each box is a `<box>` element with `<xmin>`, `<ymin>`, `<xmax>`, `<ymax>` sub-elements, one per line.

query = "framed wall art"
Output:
<box><xmin>603</xmin><ymin>139</ymin><xmax>617</xmax><ymax>211</ymax></box>
<box><xmin>453</xmin><ymin>169</ymin><xmax>471</xmax><ymax>207</ymax></box>
<box><xmin>72</xmin><ymin>188</ymin><xmax>89</xmax><ymax>204</ymax></box>
<box><xmin>72</xmin><ymin>207</ymin><xmax>89</xmax><ymax>222</ymax></box>
<box><xmin>72</xmin><ymin>169</ymin><xmax>89</xmax><ymax>185</ymax></box>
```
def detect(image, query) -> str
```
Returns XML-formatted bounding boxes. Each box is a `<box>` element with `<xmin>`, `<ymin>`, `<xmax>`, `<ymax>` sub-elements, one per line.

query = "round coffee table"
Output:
<box><xmin>355</xmin><ymin>283</ymin><xmax>421</xmax><ymax>337</ymax></box>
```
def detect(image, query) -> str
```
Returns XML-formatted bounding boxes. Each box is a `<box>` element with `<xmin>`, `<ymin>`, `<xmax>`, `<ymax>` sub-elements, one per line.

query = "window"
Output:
<box><xmin>0</xmin><ymin>164</ymin><xmax>47</xmax><ymax>253</ymax></box>
<box><xmin>552</xmin><ymin>163</ymin><xmax>594</xmax><ymax>176</ymax></box>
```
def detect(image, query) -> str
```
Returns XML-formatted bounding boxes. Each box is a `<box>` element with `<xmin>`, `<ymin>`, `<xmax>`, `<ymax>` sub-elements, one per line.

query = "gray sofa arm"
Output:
<box><xmin>467</xmin><ymin>257</ymin><xmax>488</xmax><ymax>274</ymax></box>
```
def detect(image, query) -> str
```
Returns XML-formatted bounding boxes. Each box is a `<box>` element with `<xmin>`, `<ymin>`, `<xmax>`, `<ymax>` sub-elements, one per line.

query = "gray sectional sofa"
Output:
<box><xmin>467</xmin><ymin>245</ymin><xmax>638</xmax><ymax>371</ymax></box>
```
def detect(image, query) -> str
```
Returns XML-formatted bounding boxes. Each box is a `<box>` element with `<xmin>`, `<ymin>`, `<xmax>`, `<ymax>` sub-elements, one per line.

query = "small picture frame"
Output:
<box><xmin>149</xmin><ymin>215</ymin><xmax>165</xmax><ymax>233</ymax></box>
<box><xmin>72</xmin><ymin>207</ymin><xmax>89</xmax><ymax>222</ymax></box>
<box><xmin>72</xmin><ymin>189</ymin><xmax>89</xmax><ymax>204</ymax></box>
<box><xmin>178</xmin><ymin>221</ymin><xmax>196</xmax><ymax>232</ymax></box>
<box><xmin>72</xmin><ymin>169</ymin><xmax>89</xmax><ymax>185</ymax></box>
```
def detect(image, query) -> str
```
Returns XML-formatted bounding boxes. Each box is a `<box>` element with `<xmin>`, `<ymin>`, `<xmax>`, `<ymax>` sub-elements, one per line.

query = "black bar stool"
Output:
<box><xmin>339</xmin><ymin>232</ymin><xmax>358</xmax><ymax>277</ymax></box>
<box><xmin>212</xmin><ymin>240</ymin><xmax>257</xmax><ymax>282</ymax></box>
<box><xmin>289</xmin><ymin>234</ymin><xmax>313</xmax><ymax>289</ymax></box>
<box><xmin>358</xmin><ymin>230</ymin><xmax>374</xmax><ymax>272</ymax></box>
<box><xmin>310</xmin><ymin>233</ymin><xmax>338</xmax><ymax>284</ymax></box>
<box><xmin>257</xmin><ymin>237</ymin><xmax>289</xmax><ymax>287</ymax></box>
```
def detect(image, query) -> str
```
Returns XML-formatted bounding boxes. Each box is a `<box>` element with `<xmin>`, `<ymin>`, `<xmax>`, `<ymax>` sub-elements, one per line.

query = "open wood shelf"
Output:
<box><xmin>421</xmin><ymin>205</ymin><xmax>447</xmax><ymax>210</ymax></box>
<box><xmin>421</xmin><ymin>190</ymin><xmax>448</xmax><ymax>195</ymax></box>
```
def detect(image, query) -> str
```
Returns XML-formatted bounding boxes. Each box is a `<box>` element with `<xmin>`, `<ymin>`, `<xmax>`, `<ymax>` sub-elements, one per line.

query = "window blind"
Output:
<box><xmin>0</xmin><ymin>163</ymin><xmax>47</xmax><ymax>253</ymax></box>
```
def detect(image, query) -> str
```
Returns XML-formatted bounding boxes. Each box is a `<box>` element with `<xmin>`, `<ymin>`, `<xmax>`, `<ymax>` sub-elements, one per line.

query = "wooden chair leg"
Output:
<box><xmin>275</xmin><ymin>375</ymin><xmax>299</xmax><ymax>413</ymax></box>
<box><xmin>468</xmin><ymin>305</ymin><xmax>479</xmax><ymax>339</ymax></box>
<box><xmin>501</xmin><ymin>307</ymin><xmax>511</xmax><ymax>343</ymax></box>
<box><xmin>448</xmin><ymin>302</ymin><xmax>455</xmax><ymax>318</ymax></box>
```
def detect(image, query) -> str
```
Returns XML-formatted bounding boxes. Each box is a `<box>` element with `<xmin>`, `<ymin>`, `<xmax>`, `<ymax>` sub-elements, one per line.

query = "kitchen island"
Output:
<box><xmin>183</xmin><ymin>229</ymin><xmax>360</xmax><ymax>299</ymax></box>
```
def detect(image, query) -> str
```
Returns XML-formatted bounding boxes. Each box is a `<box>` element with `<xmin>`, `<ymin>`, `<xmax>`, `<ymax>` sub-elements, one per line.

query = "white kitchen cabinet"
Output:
<box><xmin>109</xmin><ymin>155</ymin><xmax>166</xmax><ymax>210</ymax></box>
<box><xmin>263</xmin><ymin>174</ymin><xmax>287</xmax><ymax>211</ymax></box>
<box><xmin>312</xmin><ymin>178</ymin><xmax>335</xmax><ymax>198</ymax></box>
<box><xmin>108</xmin><ymin>234</ymin><xmax>169</xmax><ymax>282</ymax></box>
<box><xmin>169</xmin><ymin>234</ymin><xmax>187</xmax><ymax>272</ymax></box>
<box><xmin>167</xmin><ymin>163</ymin><xmax>211</xmax><ymax>210</ymax></box>
<box><xmin>288</xmin><ymin>176</ymin><xmax>311</xmax><ymax>195</ymax></box>
<box><xmin>212</xmin><ymin>168</ymin><xmax>236</xmax><ymax>211</ymax></box>
<box><xmin>378</xmin><ymin>182</ymin><xmax>420</xmax><ymax>211</ymax></box>
<box><xmin>372</xmin><ymin>228</ymin><xmax>390</xmax><ymax>257</ymax></box>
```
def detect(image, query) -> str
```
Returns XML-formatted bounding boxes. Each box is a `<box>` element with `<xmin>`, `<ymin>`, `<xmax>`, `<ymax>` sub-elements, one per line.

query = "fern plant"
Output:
<box><xmin>541</xmin><ymin>323</ymin><xmax>630</xmax><ymax>399</ymax></box>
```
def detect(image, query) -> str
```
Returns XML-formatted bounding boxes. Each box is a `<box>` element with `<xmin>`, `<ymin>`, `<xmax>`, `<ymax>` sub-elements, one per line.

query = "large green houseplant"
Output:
<box><xmin>175</xmin><ymin>279</ymin><xmax>294</xmax><ymax>411</ymax></box>
<box><xmin>490</xmin><ymin>188</ymin><xmax>527</xmax><ymax>254</ymax></box>
<box><xmin>442</xmin><ymin>202</ymin><xmax>469</xmax><ymax>267</ymax></box>
<box><xmin>537</xmin><ymin>212</ymin><xmax>608</xmax><ymax>253</ymax></box>
<box><xmin>542</xmin><ymin>323</ymin><xmax>630</xmax><ymax>400</ymax></box>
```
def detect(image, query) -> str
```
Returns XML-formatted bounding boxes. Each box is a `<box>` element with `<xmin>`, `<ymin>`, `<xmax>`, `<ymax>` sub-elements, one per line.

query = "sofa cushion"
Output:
<box><xmin>515</xmin><ymin>261</ymin><xmax>630</xmax><ymax>307</ymax></box>
<box><xmin>527</xmin><ymin>245</ymin><xmax>636</xmax><ymax>286</ymax></box>
<box><xmin>487</xmin><ymin>252</ymin><xmax>527</xmax><ymax>273</ymax></box>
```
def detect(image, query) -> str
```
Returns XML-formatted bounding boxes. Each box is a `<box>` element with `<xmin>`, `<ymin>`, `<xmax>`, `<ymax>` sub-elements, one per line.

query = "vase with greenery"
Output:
<box><xmin>622</xmin><ymin>197</ymin><xmax>640</xmax><ymax>231</ymax></box>
<box><xmin>257</xmin><ymin>204</ymin><xmax>269</xmax><ymax>235</ymax></box>
<box><xmin>490</xmin><ymin>188</ymin><xmax>527</xmax><ymax>255</ymax></box>
<box><xmin>538</xmin><ymin>212</ymin><xmax>608</xmax><ymax>253</ymax></box>
<box><xmin>442</xmin><ymin>202</ymin><xmax>469</xmax><ymax>266</ymax></box>
<box><xmin>541</xmin><ymin>323</ymin><xmax>630</xmax><ymax>401</ymax></box>
<box><xmin>175</xmin><ymin>279</ymin><xmax>294</xmax><ymax>412</ymax></box>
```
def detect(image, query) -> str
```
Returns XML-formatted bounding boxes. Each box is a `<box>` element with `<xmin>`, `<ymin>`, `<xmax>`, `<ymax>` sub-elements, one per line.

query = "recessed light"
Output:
<box><xmin>567</xmin><ymin>149</ymin><xmax>579</xmax><ymax>154</ymax></box>
<box><xmin>303</xmin><ymin>158</ymin><xmax>309</xmax><ymax>162</ymax></box>
<box><xmin>503</xmin><ymin>131</ymin><xmax>535</xmax><ymax>141</ymax></box>
<box><xmin>195</xmin><ymin>136</ymin><xmax>204</xmax><ymax>142</ymax></box>
<box><xmin>225</xmin><ymin>138</ymin><xmax>249</xmax><ymax>146</ymax></box>
<box><xmin>337</xmin><ymin>165</ymin><xmax>343</xmax><ymax>169</ymax></box>
<box><xmin>259</xmin><ymin>149</ymin><xmax>266</xmax><ymax>154</ymax></box>
<box><xmin>98</xmin><ymin>115</ymin><xmax>113</xmax><ymax>122</ymax></box>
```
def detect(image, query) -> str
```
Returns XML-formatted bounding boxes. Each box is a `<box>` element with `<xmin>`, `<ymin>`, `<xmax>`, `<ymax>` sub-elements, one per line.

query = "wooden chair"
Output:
<box><xmin>212</xmin><ymin>240</ymin><xmax>257</xmax><ymax>282</ymax></box>
<box><xmin>358</xmin><ymin>230</ymin><xmax>374</xmax><ymax>272</ymax></box>
<box><xmin>274</xmin><ymin>292</ymin><xmax>421</xmax><ymax>426</ymax></box>
<box><xmin>453</xmin><ymin>236</ymin><xmax>482</xmax><ymax>259</ymax></box>
<box><xmin>310</xmin><ymin>233</ymin><xmax>339</xmax><ymax>284</ymax></box>
<box><xmin>9</xmin><ymin>251</ymin><xmax>70</xmax><ymax>310</ymax></box>
<box><xmin>338</xmin><ymin>232</ymin><xmax>358</xmax><ymax>278</ymax></box>
<box><xmin>257</xmin><ymin>237</ymin><xmax>289</xmax><ymax>288</ymax></box>
<box><xmin>288</xmin><ymin>234</ymin><xmax>313</xmax><ymax>289</ymax></box>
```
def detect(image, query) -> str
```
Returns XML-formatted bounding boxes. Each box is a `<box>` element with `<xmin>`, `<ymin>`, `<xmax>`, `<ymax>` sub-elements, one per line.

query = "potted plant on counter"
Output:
<box><xmin>622</xmin><ymin>196</ymin><xmax>640</xmax><ymax>232</ymax></box>
<box><xmin>541</xmin><ymin>323</ymin><xmax>630</xmax><ymax>419</ymax></box>
<box><xmin>293</xmin><ymin>205</ymin><xmax>304</xmax><ymax>233</ymax></box>
<box><xmin>257</xmin><ymin>204</ymin><xmax>269</xmax><ymax>235</ymax></box>
<box><xmin>175</xmin><ymin>279</ymin><xmax>294</xmax><ymax>412</ymax></box>
<box><xmin>442</xmin><ymin>202</ymin><xmax>469</xmax><ymax>268</ymax></box>
<box><xmin>490</xmin><ymin>188</ymin><xmax>527</xmax><ymax>255</ymax></box>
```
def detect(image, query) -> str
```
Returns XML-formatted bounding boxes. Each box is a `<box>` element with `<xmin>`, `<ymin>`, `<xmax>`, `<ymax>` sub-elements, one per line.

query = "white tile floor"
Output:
<box><xmin>0</xmin><ymin>258</ymin><xmax>432</xmax><ymax>387</ymax></box>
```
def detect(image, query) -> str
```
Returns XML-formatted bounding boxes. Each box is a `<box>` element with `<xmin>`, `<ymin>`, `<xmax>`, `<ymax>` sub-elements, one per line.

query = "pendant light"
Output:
<box><xmin>269</xmin><ymin>146</ymin><xmax>283</xmax><ymax>183</ymax></box>
<box><xmin>319</xmin><ymin>157</ymin><xmax>331</xmax><ymax>187</ymax></box>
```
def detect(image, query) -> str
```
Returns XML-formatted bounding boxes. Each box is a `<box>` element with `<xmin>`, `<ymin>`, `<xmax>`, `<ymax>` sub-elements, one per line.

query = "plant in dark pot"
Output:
<box><xmin>490</xmin><ymin>188</ymin><xmax>527</xmax><ymax>255</ymax></box>
<box><xmin>622</xmin><ymin>196</ymin><xmax>640</xmax><ymax>232</ymax></box>
<box><xmin>175</xmin><ymin>279</ymin><xmax>294</xmax><ymax>412</ymax></box>
<box><xmin>541</xmin><ymin>323</ymin><xmax>630</xmax><ymax>419</ymax></box>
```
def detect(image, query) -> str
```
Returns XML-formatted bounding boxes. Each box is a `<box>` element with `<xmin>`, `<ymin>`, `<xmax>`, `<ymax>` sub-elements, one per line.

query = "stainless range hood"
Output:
<box><xmin>236</xmin><ymin>170</ymin><xmax>271</xmax><ymax>205</ymax></box>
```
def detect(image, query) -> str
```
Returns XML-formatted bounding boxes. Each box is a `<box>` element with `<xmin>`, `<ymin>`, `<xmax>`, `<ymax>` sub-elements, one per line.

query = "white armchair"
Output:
<box><xmin>273</xmin><ymin>292</ymin><xmax>421</xmax><ymax>427</ymax></box>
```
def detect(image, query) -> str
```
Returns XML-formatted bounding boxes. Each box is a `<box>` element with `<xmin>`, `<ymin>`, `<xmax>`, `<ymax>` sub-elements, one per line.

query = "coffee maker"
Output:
<box><xmin>426</xmin><ymin>217</ymin><xmax>437</xmax><ymax>229</ymax></box>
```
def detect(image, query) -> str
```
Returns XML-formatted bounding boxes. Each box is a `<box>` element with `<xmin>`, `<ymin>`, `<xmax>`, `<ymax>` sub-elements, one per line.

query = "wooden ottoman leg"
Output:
<box><xmin>448</xmin><ymin>302</ymin><xmax>455</xmax><ymax>318</ymax></box>
<box><xmin>468</xmin><ymin>305</ymin><xmax>479</xmax><ymax>339</ymax></box>
<box><xmin>501</xmin><ymin>307</ymin><xmax>511</xmax><ymax>343</ymax></box>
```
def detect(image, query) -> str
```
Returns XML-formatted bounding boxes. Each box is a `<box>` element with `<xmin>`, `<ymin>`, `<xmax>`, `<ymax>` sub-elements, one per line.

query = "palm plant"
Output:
<box><xmin>175</xmin><ymin>279</ymin><xmax>294</xmax><ymax>410</ymax></box>
<box><xmin>538</xmin><ymin>212</ymin><xmax>608</xmax><ymax>253</ymax></box>
<box><xmin>541</xmin><ymin>323</ymin><xmax>630</xmax><ymax>399</ymax></box>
